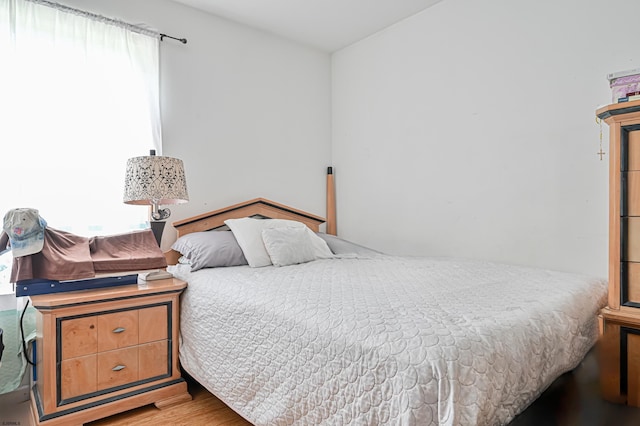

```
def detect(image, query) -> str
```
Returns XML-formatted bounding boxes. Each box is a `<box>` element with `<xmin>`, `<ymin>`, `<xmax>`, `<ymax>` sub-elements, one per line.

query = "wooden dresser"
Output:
<box><xmin>597</xmin><ymin>100</ymin><xmax>640</xmax><ymax>405</ymax></box>
<box><xmin>29</xmin><ymin>278</ymin><xmax>191</xmax><ymax>425</ymax></box>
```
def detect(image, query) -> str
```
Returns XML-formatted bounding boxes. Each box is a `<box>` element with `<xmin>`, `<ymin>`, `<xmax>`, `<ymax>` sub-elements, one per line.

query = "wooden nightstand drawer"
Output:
<box><xmin>97</xmin><ymin>310</ymin><xmax>139</xmax><ymax>352</ymax></box>
<box><xmin>61</xmin><ymin>316</ymin><xmax>97</xmax><ymax>359</ymax></box>
<box><xmin>139</xmin><ymin>305</ymin><xmax>168</xmax><ymax>343</ymax></box>
<box><xmin>60</xmin><ymin>354</ymin><xmax>98</xmax><ymax>400</ymax></box>
<box><xmin>97</xmin><ymin>346</ymin><xmax>139</xmax><ymax>390</ymax></box>
<box><xmin>139</xmin><ymin>340</ymin><xmax>168</xmax><ymax>380</ymax></box>
<box><xmin>61</xmin><ymin>307</ymin><xmax>163</xmax><ymax>360</ymax></box>
<box><xmin>60</xmin><ymin>342</ymin><xmax>170</xmax><ymax>401</ymax></box>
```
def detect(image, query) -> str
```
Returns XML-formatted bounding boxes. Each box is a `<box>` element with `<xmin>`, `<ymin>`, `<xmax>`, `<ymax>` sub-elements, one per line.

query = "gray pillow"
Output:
<box><xmin>315</xmin><ymin>233</ymin><xmax>382</xmax><ymax>256</ymax></box>
<box><xmin>171</xmin><ymin>231</ymin><xmax>247</xmax><ymax>271</ymax></box>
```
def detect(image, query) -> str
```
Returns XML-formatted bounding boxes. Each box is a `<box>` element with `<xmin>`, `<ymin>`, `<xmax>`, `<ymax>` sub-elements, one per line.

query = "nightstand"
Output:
<box><xmin>29</xmin><ymin>278</ymin><xmax>191</xmax><ymax>425</ymax></box>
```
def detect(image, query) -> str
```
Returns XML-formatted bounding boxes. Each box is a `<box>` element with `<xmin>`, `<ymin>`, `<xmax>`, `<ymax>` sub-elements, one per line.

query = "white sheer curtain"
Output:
<box><xmin>0</xmin><ymin>0</ymin><xmax>162</xmax><ymax>290</ymax></box>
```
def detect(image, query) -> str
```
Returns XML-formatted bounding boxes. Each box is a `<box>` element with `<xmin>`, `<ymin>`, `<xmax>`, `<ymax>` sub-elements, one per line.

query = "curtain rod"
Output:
<box><xmin>160</xmin><ymin>33</ymin><xmax>187</xmax><ymax>44</ymax></box>
<box><xmin>24</xmin><ymin>0</ymin><xmax>187</xmax><ymax>44</ymax></box>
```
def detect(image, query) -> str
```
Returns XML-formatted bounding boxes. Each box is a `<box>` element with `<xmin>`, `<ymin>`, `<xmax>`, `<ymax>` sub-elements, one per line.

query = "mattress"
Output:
<box><xmin>170</xmin><ymin>255</ymin><xmax>607</xmax><ymax>425</ymax></box>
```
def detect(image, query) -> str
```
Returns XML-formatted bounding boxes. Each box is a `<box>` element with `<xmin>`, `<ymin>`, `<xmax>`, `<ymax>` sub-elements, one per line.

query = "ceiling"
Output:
<box><xmin>171</xmin><ymin>0</ymin><xmax>444</xmax><ymax>52</ymax></box>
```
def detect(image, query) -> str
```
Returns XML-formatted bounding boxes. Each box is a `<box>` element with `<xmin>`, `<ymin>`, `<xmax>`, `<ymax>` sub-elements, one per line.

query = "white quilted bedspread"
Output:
<box><xmin>170</xmin><ymin>256</ymin><xmax>607</xmax><ymax>426</ymax></box>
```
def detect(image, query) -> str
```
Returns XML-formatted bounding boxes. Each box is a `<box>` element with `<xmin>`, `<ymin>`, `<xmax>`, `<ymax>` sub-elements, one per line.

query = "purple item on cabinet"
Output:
<box><xmin>609</xmin><ymin>73</ymin><xmax>640</xmax><ymax>102</ymax></box>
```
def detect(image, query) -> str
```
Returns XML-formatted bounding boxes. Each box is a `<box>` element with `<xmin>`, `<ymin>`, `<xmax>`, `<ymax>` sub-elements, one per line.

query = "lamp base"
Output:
<box><xmin>150</xmin><ymin>220</ymin><xmax>166</xmax><ymax>247</ymax></box>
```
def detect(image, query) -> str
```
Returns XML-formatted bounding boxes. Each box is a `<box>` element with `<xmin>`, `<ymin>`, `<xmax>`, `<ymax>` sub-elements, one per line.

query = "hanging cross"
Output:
<box><xmin>596</xmin><ymin>117</ymin><xmax>606</xmax><ymax>161</ymax></box>
<box><xmin>597</xmin><ymin>148</ymin><xmax>606</xmax><ymax>161</ymax></box>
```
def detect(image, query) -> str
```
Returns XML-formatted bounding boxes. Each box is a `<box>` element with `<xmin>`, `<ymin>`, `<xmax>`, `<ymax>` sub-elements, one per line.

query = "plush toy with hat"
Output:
<box><xmin>2</xmin><ymin>208</ymin><xmax>47</xmax><ymax>257</ymax></box>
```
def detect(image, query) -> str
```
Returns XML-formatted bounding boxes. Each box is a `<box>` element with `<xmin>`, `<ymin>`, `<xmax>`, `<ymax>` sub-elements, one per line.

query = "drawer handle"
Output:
<box><xmin>112</xmin><ymin>365</ymin><xmax>126</xmax><ymax>372</ymax></box>
<box><xmin>112</xmin><ymin>327</ymin><xmax>126</xmax><ymax>333</ymax></box>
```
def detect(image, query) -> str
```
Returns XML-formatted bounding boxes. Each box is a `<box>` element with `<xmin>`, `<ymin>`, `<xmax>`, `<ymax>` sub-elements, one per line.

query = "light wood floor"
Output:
<box><xmin>86</xmin><ymin>377</ymin><xmax>250</xmax><ymax>426</ymax></box>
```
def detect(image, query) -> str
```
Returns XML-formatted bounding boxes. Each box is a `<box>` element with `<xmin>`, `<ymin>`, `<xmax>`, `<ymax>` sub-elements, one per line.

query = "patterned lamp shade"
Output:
<box><xmin>123</xmin><ymin>154</ymin><xmax>189</xmax><ymax>209</ymax></box>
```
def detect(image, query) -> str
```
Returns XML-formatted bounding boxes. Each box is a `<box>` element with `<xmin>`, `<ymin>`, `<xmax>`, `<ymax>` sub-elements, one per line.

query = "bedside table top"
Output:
<box><xmin>29</xmin><ymin>277</ymin><xmax>187</xmax><ymax>309</ymax></box>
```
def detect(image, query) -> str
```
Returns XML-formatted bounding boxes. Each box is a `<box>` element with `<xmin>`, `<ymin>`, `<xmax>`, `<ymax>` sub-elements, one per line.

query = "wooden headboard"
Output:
<box><xmin>164</xmin><ymin>198</ymin><xmax>326</xmax><ymax>265</ymax></box>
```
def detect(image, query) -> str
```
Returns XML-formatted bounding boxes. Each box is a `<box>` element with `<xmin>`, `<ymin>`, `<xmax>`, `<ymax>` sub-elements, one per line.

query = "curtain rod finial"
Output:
<box><xmin>160</xmin><ymin>33</ymin><xmax>187</xmax><ymax>44</ymax></box>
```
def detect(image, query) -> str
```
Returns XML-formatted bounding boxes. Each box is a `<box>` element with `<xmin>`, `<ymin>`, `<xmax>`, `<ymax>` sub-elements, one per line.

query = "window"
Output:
<box><xmin>0</xmin><ymin>0</ymin><xmax>162</xmax><ymax>293</ymax></box>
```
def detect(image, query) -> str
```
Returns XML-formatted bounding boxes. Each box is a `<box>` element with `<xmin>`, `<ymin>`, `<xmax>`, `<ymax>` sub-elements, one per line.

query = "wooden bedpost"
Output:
<box><xmin>326</xmin><ymin>167</ymin><xmax>337</xmax><ymax>235</ymax></box>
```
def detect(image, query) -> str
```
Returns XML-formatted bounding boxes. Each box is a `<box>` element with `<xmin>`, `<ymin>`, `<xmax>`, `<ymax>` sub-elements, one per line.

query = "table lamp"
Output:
<box><xmin>123</xmin><ymin>150</ymin><xmax>189</xmax><ymax>246</ymax></box>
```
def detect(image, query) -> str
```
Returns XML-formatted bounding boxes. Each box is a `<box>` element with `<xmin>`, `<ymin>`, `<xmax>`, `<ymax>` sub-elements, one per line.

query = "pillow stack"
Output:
<box><xmin>225</xmin><ymin>218</ymin><xmax>333</xmax><ymax>267</ymax></box>
<box><xmin>171</xmin><ymin>218</ymin><xmax>333</xmax><ymax>270</ymax></box>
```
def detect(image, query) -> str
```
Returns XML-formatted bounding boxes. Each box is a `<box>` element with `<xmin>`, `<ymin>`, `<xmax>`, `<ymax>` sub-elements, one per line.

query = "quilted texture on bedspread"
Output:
<box><xmin>172</xmin><ymin>256</ymin><xmax>607</xmax><ymax>425</ymax></box>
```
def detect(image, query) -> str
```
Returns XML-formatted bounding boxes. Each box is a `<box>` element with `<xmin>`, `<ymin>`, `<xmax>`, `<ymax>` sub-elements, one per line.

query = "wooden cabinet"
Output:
<box><xmin>29</xmin><ymin>278</ymin><xmax>191</xmax><ymax>425</ymax></box>
<box><xmin>597</xmin><ymin>100</ymin><xmax>640</xmax><ymax>406</ymax></box>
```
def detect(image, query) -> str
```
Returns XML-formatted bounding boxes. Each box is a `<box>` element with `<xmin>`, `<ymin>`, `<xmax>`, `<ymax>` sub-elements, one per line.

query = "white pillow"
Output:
<box><xmin>224</xmin><ymin>217</ymin><xmax>333</xmax><ymax>267</ymax></box>
<box><xmin>225</xmin><ymin>218</ymin><xmax>303</xmax><ymax>267</ymax></box>
<box><xmin>306</xmin><ymin>227</ymin><xmax>333</xmax><ymax>259</ymax></box>
<box><xmin>261</xmin><ymin>227</ymin><xmax>316</xmax><ymax>267</ymax></box>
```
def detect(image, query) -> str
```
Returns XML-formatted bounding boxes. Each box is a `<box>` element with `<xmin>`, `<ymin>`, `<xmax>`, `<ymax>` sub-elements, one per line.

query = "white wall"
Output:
<box><xmin>60</xmin><ymin>0</ymin><xmax>332</xmax><ymax>249</ymax></box>
<box><xmin>332</xmin><ymin>0</ymin><xmax>640</xmax><ymax>277</ymax></box>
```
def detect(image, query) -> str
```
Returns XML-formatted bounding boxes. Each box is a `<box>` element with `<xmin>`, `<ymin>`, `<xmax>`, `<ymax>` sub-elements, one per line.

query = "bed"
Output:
<box><xmin>165</xmin><ymin>198</ymin><xmax>607</xmax><ymax>425</ymax></box>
